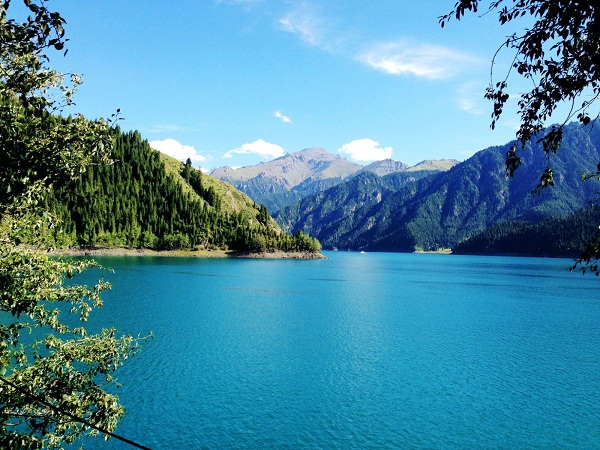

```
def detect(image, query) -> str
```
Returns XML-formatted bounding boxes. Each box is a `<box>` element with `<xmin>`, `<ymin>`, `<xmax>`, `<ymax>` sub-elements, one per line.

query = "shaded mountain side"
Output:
<box><xmin>210</xmin><ymin>148</ymin><xmax>456</xmax><ymax>213</ymax></box>
<box><xmin>277</xmin><ymin>122</ymin><xmax>600</xmax><ymax>251</ymax></box>
<box><xmin>274</xmin><ymin>170</ymin><xmax>440</xmax><ymax>249</ymax></box>
<box><xmin>210</xmin><ymin>148</ymin><xmax>361</xmax><ymax>212</ymax></box>
<box><xmin>46</xmin><ymin>128</ymin><xmax>321</xmax><ymax>254</ymax></box>
<box><xmin>453</xmin><ymin>207</ymin><xmax>600</xmax><ymax>257</ymax></box>
<box><xmin>219</xmin><ymin>172</ymin><xmax>347</xmax><ymax>214</ymax></box>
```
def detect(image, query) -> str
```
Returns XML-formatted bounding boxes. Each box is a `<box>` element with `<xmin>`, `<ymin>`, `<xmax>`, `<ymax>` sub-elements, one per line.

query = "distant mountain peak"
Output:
<box><xmin>356</xmin><ymin>158</ymin><xmax>458</xmax><ymax>177</ymax></box>
<box><xmin>406</xmin><ymin>159</ymin><xmax>459</xmax><ymax>172</ymax></box>
<box><xmin>210</xmin><ymin>149</ymin><xmax>459</xmax><ymax>212</ymax></box>
<box><xmin>275</xmin><ymin>123</ymin><xmax>600</xmax><ymax>252</ymax></box>
<box><xmin>210</xmin><ymin>147</ymin><xmax>361</xmax><ymax>186</ymax></box>
<box><xmin>359</xmin><ymin>159</ymin><xmax>410</xmax><ymax>177</ymax></box>
<box><xmin>291</xmin><ymin>147</ymin><xmax>338</xmax><ymax>161</ymax></box>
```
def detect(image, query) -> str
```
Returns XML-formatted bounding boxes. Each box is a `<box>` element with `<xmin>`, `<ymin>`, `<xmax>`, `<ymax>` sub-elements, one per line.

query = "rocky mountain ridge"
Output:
<box><xmin>274</xmin><ymin>123</ymin><xmax>600</xmax><ymax>253</ymax></box>
<box><xmin>210</xmin><ymin>147</ymin><xmax>458</xmax><ymax>212</ymax></box>
<box><xmin>210</xmin><ymin>148</ymin><xmax>361</xmax><ymax>186</ymax></box>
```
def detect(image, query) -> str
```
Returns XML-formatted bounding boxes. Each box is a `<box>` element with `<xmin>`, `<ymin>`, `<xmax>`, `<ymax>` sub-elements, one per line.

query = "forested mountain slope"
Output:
<box><xmin>453</xmin><ymin>206</ymin><xmax>600</xmax><ymax>257</ymax></box>
<box><xmin>274</xmin><ymin>170</ymin><xmax>441</xmax><ymax>249</ymax></box>
<box><xmin>277</xmin><ymin>123</ymin><xmax>600</xmax><ymax>252</ymax></box>
<box><xmin>46</xmin><ymin>128</ymin><xmax>321</xmax><ymax>253</ymax></box>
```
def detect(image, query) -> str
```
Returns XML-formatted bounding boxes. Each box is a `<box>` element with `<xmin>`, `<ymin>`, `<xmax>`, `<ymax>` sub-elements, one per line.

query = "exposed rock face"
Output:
<box><xmin>210</xmin><ymin>148</ymin><xmax>453</xmax><ymax>212</ymax></box>
<box><xmin>211</xmin><ymin>148</ymin><xmax>361</xmax><ymax>187</ymax></box>
<box><xmin>405</xmin><ymin>159</ymin><xmax>459</xmax><ymax>172</ymax></box>
<box><xmin>210</xmin><ymin>148</ymin><xmax>362</xmax><ymax>212</ymax></box>
<box><xmin>357</xmin><ymin>159</ymin><xmax>410</xmax><ymax>177</ymax></box>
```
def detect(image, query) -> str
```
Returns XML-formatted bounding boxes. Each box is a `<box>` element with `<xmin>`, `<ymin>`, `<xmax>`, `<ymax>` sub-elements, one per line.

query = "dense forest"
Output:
<box><xmin>453</xmin><ymin>206</ymin><xmax>600</xmax><ymax>257</ymax></box>
<box><xmin>45</xmin><ymin>128</ymin><xmax>321</xmax><ymax>254</ymax></box>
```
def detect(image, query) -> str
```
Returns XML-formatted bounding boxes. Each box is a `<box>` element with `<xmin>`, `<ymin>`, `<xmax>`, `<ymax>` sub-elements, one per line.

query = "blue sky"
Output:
<box><xmin>38</xmin><ymin>1</ymin><xmax>535</xmax><ymax>170</ymax></box>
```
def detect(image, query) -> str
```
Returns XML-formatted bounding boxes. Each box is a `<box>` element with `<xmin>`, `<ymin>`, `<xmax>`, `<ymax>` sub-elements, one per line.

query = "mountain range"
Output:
<box><xmin>265</xmin><ymin>123</ymin><xmax>600</xmax><ymax>253</ymax></box>
<box><xmin>49</xmin><ymin>121</ymin><xmax>600</xmax><ymax>258</ymax></box>
<box><xmin>210</xmin><ymin>147</ymin><xmax>458</xmax><ymax>213</ymax></box>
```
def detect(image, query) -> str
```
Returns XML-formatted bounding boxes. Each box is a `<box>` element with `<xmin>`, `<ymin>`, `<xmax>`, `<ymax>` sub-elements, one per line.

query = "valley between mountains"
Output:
<box><xmin>210</xmin><ymin>122</ymin><xmax>600</xmax><ymax>257</ymax></box>
<box><xmin>46</xmin><ymin>122</ymin><xmax>600</xmax><ymax>258</ymax></box>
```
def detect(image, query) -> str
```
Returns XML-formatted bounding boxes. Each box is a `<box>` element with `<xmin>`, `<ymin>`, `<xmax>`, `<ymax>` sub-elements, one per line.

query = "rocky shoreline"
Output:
<box><xmin>230</xmin><ymin>250</ymin><xmax>326</xmax><ymax>260</ymax></box>
<box><xmin>54</xmin><ymin>247</ymin><xmax>326</xmax><ymax>260</ymax></box>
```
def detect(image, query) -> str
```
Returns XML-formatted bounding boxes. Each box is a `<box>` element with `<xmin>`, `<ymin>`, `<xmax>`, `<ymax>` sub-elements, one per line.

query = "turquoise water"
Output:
<box><xmin>74</xmin><ymin>252</ymin><xmax>600</xmax><ymax>449</ymax></box>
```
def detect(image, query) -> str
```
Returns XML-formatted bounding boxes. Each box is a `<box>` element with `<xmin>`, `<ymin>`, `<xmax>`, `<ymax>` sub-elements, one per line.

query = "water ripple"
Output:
<box><xmin>75</xmin><ymin>253</ymin><xmax>600</xmax><ymax>449</ymax></box>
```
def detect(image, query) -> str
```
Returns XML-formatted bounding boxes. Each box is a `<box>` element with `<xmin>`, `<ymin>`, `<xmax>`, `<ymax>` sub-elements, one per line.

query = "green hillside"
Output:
<box><xmin>46</xmin><ymin>128</ymin><xmax>321</xmax><ymax>254</ymax></box>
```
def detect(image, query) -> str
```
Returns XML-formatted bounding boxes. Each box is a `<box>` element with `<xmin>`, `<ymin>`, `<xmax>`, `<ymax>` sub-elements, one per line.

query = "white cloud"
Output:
<box><xmin>149</xmin><ymin>138</ymin><xmax>207</xmax><ymax>163</ymax></box>
<box><xmin>279</xmin><ymin>2</ymin><xmax>352</xmax><ymax>53</ymax></box>
<box><xmin>279</xmin><ymin>5</ymin><xmax>323</xmax><ymax>48</ymax></box>
<box><xmin>274</xmin><ymin>110</ymin><xmax>293</xmax><ymax>124</ymax></box>
<box><xmin>358</xmin><ymin>40</ymin><xmax>478</xmax><ymax>80</ymax></box>
<box><xmin>337</xmin><ymin>139</ymin><xmax>393</xmax><ymax>163</ymax></box>
<box><xmin>457</xmin><ymin>95</ymin><xmax>482</xmax><ymax>115</ymax></box>
<box><xmin>224</xmin><ymin>139</ymin><xmax>285</xmax><ymax>159</ymax></box>
<box><xmin>456</xmin><ymin>82</ymin><xmax>486</xmax><ymax>115</ymax></box>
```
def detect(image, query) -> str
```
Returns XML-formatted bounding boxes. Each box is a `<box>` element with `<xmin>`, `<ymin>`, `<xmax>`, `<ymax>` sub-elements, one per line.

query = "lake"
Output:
<box><xmin>73</xmin><ymin>252</ymin><xmax>600</xmax><ymax>449</ymax></box>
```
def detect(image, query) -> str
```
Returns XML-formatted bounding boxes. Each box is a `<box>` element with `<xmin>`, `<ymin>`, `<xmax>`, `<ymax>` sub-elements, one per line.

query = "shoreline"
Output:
<box><xmin>53</xmin><ymin>247</ymin><xmax>326</xmax><ymax>260</ymax></box>
<box><xmin>413</xmin><ymin>249</ymin><xmax>453</xmax><ymax>255</ymax></box>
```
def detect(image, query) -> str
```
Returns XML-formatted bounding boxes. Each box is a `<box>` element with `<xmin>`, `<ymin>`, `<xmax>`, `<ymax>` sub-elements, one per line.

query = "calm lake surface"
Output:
<box><xmin>74</xmin><ymin>252</ymin><xmax>600</xmax><ymax>449</ymax></box>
